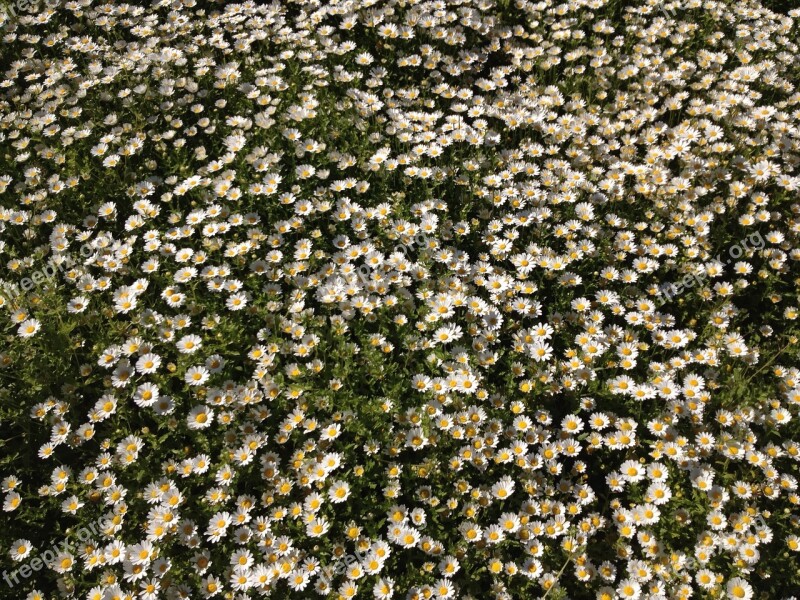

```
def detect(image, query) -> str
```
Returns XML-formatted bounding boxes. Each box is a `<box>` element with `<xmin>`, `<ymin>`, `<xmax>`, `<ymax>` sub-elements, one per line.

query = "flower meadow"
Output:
<box><xmin>1</xmin><ymin>0</ymin><xmax>800</xmax><ymax>598</ymax></box>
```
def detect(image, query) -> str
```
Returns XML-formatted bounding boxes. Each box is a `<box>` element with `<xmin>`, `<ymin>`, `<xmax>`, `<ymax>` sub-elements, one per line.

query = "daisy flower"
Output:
<box><xmin>185</xmin><ymin>366</ymin><xmax>210</xmax><ymax>386</ymax></box>
<box><xmin>18</xmin><ymin>319</ymin><xmax>41</xmax><ymax>338</ymax></box>
<box><xmin>176</xmin><ymin>334</ymin><xmax>202</xmax><ymax>354</ymax></box>
<box><xmin>187</xmin><ymin>405</ymin><xmax>214</xmax><ymax>430</ymax></box>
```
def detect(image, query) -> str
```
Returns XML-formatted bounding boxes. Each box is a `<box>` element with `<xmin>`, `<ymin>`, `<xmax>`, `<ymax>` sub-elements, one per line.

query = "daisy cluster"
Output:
<box><xmin>1</xmin><ymin>0</ymin><xmax>800</xmax><ymax>599</ymax></box>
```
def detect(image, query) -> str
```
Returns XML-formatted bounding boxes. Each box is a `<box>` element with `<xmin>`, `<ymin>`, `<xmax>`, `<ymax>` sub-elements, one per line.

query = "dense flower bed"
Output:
<box><xmin>1</xmin><ymin>0</ymin><xmax>800</xmax><ymax>598</ymax></box>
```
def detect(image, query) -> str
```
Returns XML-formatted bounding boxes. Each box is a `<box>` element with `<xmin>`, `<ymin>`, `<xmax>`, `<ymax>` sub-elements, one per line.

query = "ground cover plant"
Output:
<box><xmin>1</xmin><ymin>0</ymin><xmax>800</xmax><ymax>598</ymax></box>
